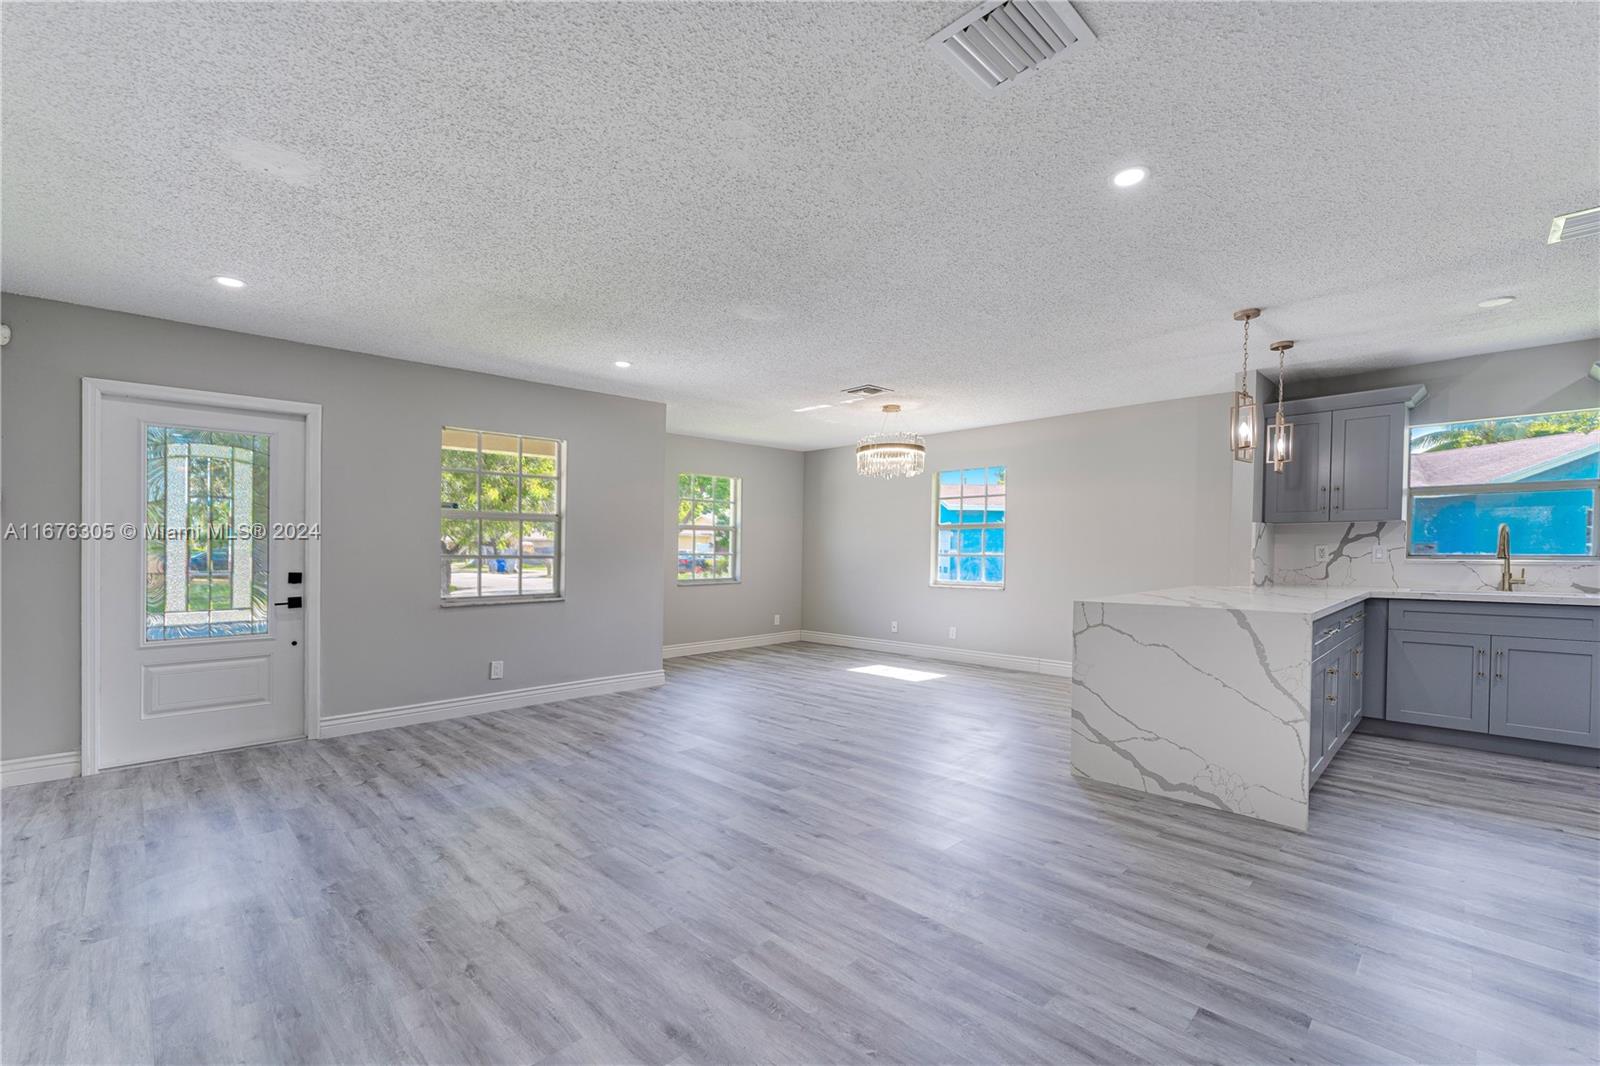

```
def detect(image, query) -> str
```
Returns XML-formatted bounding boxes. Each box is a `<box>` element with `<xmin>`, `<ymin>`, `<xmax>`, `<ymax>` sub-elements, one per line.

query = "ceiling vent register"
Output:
<box><xmin>929</xmin><ymin>1</ymin><xmax>1096</xmax><ymax>95</ymax></box>
<box><xmin>1548</xmin><ymin>206</ymin><xmax>1600</xmax><ymax>244</ymax></box>
<box><xmin>842</xmin><ymin>384</ymin><xmax>892</xmax><ymax>397</ymax></box>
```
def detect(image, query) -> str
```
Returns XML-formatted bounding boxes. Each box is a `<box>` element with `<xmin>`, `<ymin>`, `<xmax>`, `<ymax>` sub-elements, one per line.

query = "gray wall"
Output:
<box><xmin>1296</xmin><ymin>339</ymin><xmax>1598</xmax><ymax>425</ymax></box>
<box><xmin>663</xmin><ymin>435</ymin><xmax>803</xmax><ymax>646</ymax></box>
<box><xmin>801</xmin><ymin>394</ymin><xmax>1238</xmax><ymax>663</ymax></box>
<box><xmin>1</xmin><ymin>295</ymin><xmax>666</xmax><ymax>760</ymax></box>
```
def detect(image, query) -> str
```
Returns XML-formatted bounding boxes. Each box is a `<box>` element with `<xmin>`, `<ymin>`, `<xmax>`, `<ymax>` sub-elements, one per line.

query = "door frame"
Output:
<box><xmin>80</xmin><ymin>377</ymin><xmax>323</xmax><ymax>775</ymax></box>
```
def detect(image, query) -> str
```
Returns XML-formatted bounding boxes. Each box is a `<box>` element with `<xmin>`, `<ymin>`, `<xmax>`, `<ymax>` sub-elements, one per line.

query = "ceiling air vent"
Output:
<box><xmin>842</xmin><ymin>384</ymin><xmax>892</xmax><ymax>397</ymax></box>
<box><xmin>929</xmin><ymin>1</ymin><xmax>1096</xmax><ymax>95</ymax></box>
<box><xmin>1548</xmin><ymin>206</ymin><xmax>1600</xmax><ymax>244</ymax></box>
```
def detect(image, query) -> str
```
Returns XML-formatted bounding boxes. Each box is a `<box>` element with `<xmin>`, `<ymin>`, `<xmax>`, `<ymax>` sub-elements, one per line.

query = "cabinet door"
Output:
<box><xmin>1262</xmin><ymin>410</ymin><xmax>1332</xmax><ymax>523</ymax></box>
<box><xmin>1348</xmin><ymin>641</ymin><xmax>1366</xmax><ymax>725</ymax></box>
<box><xmin>1489</xmin><ymin>637</ymin><xmax>1600</xmax><ymax>748</ymax></box>
<box><xmin>1330</xmin><ymin>404</ymin><xmax>1406</xmax><ymax>522</ymax></box>
<box><xmin>1386</xmin><ymin>630</ymin><xmax>1490</xmax><ymax>732</ymax></box>
<box><xmin>1311</xmin><ymin>649</ymin><xmax>1332</xmax><ymax>775</ymax></box>
<box><xmin>1324</xmin><ymin>658</ymin><xmax>1342</xmax><ymax>754</ymax></box>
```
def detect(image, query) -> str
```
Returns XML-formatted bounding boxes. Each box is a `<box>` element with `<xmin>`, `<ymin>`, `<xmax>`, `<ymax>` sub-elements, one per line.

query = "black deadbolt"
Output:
<box><xmin>287</xmin><ymin>571</ymin><xmax>303</xmax><ymax>585</ymax></box>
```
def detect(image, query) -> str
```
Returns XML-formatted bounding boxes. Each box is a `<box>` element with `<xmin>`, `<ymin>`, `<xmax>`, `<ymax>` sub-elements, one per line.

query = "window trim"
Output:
<box><xmin>440</xmin><ymin>427</ymin><xmax>567</xmax><ymax>605</ymax></box>
<box><xmin>675</xmin><ymin>472</ymin><xmax>742</xmax><ymax>586</ymax></box>
<box><xmin>930</xmin><ymin>465</ymin><xmax>1007</xmax><ymax>590</ymax></box>
<box><xmin>1404</xmin><ymin>405</ymin><xmax>1600</xmax><ymax>561</ymax></box>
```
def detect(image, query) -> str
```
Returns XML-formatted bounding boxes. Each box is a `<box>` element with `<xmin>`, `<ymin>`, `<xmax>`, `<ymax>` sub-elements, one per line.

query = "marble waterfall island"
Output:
<box><xmin>1070</xmin><ymin>589</ymin><xmax>1330</xmax><ymax>831</ymax></box>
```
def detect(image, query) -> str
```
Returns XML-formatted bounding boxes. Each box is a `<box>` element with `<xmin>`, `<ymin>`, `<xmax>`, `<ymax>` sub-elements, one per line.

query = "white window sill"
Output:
<box><xmin>440</xmin><ymin>595</ymin><xmax>565</xmax><ymax>607</ymax></box>
<box><xmin>1402</xmin><ymin>555</ymin><xmax>1596</xmax><ymax>565</ymax></box>
<box><xmin>930</xmin><ymin>581</ymin><xmax>1006</xmax><ymax>590</ymax></box>
<box><xmin>677</xmin><ymin>579</ymin><xmax>742</xmax><ymax>587</ymax></box>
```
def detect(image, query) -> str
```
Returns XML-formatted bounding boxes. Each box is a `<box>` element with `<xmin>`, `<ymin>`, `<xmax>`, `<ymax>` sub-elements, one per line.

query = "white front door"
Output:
<box><xmin>91</xmin><ymin>391</ymin><xmax>309</xmax><ymax>769</ymax></box>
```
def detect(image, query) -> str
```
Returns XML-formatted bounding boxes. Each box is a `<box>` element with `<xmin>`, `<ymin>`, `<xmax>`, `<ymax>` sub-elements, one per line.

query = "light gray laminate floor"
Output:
<box><xmin>4</xmin><ymin>642</ymin><xmax>1598</xmax><ymax>1065</ymax></box>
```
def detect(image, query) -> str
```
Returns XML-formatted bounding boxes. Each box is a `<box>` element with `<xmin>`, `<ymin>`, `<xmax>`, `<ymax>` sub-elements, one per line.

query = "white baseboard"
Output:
<box><xmin>664</xmin><ymin>630</ymin><xmax>802</xmax><ymax>659</ymax></box>
<box><xmin>3</xmin><ymin>671</ymin><xmax>667</xmax><ymax>783</ymax></box>
<box><xmin>1</xmin><ymin>750</ymin><xmax>81</xmax><ymax>788</ymax></box>
<box><xmin>320</xmin><ymin>669</ymin><xmax>667</xmax><ymax>738</ymax></box>
<box><xmin>799</xmin><ymin>630</ymin><xmax>1071</xmax><ymax>677</ymax></box>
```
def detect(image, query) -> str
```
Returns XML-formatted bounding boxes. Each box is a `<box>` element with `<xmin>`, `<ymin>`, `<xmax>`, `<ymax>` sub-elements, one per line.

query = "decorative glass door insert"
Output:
<box><xmin>144</xmin><ymin>425</ymin><xmax>271</xmax><ymax>640</ymax></box>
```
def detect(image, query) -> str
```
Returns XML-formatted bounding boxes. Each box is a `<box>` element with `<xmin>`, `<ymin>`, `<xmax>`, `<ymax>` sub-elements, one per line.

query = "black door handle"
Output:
<box><xmin>274</xmin><ymin>596</ymin><xmax>303</xmax><ymax>609</ymax></box>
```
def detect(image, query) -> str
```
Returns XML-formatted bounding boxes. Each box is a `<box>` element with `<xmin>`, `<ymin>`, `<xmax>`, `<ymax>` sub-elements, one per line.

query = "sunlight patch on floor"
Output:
<box><xmin>848</xmin><ymin>664</ymin><xmax>946</xmax><ymax>682</ymax></box>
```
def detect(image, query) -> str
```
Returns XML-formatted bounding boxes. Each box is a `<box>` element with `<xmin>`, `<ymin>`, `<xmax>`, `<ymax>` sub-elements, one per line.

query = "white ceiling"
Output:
<box><xmin>3</xmin><ymin>1</ymin><xmax>1596</xmax><ymax>449</ymax></box>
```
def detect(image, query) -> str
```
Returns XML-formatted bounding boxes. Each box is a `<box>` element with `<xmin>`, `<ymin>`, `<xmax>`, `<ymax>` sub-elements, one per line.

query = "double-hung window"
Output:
<box><xmin>1407</xmin><ymin>408</ymin><xmax>1598</xmax><ymax>559</ymax></box>
<box><xmin>934</xmin><ymin>466</ymin><xmax>1006</xmax><ymax>586</ymax></box>
<box><xmin>677</xmin><ymin>474</ymin><xmax>740</xmax><ymax>583</ymax></box>
<box><xmin>440</xmin><ymin>427</ymin><xmax>563</xmax><ymax>601</ymax></box>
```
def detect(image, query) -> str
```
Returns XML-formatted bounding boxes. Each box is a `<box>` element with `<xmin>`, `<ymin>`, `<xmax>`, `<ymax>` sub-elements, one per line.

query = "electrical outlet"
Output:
<box><xmin>948</xmin><ymin>626</ymin><xmax>957</xmax><ymax>640</ymax></box>
<box><xmin>489</xmin><ymin>660</ymin><xmax>504</xmax><ymax>680</ymax></box>
<box><xmin>890</xmin><ymin>620</ymin><xmax>898</xmax><ymax>633</ymax></box>
<box><xmin>1373</xmin><ymin>545</ymin><xmax>1387</xmax><ymax>562</ymax></box>
<box><xmin>773</xmin><ymin>613</ymin><xmax>781</xmax><ymax>627</ymax></box>
<box><xmin>1315</xmin><ymin>545</ymin><xmax>1332</xmax><ymax>563</ymax></box>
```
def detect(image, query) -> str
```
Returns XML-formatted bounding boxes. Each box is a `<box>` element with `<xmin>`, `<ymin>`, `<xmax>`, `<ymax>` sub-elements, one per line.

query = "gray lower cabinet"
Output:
<box><xmin>1489</xmin><ymin>635</ymin><xmax>1600</xmax><ymax>748</ymax></box>
<box><xmin>1386</xmin><ymin>629</ymin><xmax>1490</xmax><ymax>732</ymax></box>
<box><xmin>1311</xmin><ymin>649</ymin><xmax>1330</xmax><ymax>777</ymax></box>
<box><xmin>1346</xmin><ymin>641</ymin><xmax>1366</xmax><ymax>724</ymax></box>
<box><xmin>1311</xmin><ymin>608</ymin><xmax>1365</xmax><ymax>784</ymax></box>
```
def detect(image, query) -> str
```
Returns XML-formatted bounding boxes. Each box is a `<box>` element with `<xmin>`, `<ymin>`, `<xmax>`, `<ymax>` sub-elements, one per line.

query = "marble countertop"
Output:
<box><xmin>1082</xmin><ymin>584</ymin><xmax>1600</xmax><ymax>616</ymax></box>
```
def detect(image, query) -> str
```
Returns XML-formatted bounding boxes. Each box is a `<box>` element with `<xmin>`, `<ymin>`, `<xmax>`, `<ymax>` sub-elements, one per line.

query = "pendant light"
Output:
<box><xmin>1266</xmin><ymin>340</ymin><xmax>1296</xmax><ymax>472</ymax></box>
<box><xmin>856</xmin><ymin>404</ymin><xmax>926</xmax><ymax>479</ymax></box>
<box><xmin>1228</xmin><ymin>308</ymin><xmax>1260</xmax><ymax>462</ymax></box>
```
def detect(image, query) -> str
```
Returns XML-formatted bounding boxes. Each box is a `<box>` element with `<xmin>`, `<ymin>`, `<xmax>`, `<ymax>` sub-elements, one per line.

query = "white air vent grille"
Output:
<box><xmin>1548</xmin><ymin>206</ymin><xmax>1600</xmax><ymax>244</ymax></box>
<box><xmin>929</xmin><ymin>1</ymin><xmax>1096</xmax><ymax>95</ymax></box>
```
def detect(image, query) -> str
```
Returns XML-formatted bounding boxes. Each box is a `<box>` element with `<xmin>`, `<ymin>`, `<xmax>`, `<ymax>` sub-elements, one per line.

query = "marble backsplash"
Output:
<box><xmin>1267</xmin><ymin>521</ymin><xmax>1599</xmax><ymax>595</ymax></box>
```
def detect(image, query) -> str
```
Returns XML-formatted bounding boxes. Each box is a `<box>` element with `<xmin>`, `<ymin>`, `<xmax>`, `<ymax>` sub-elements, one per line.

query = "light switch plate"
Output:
<box><xmin>1373</xmin><ymin>545</ymin><xmax>1387</xmax><ymax>562</ymax></box>
<box><xmin>489</xmin><ymin>660</ymin><xmax>504</xmax><ymax>680</ymax></box>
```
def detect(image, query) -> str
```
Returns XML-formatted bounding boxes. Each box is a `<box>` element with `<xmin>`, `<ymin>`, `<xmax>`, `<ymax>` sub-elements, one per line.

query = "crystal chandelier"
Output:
<box><xmin>1228</xmin><ymin>307</ymin><xmax>1260</xmax><ymax>462</ymax></box>
<box><xmin>1266</xmin><ymin>340</ymin><xmax>1296</xmax><ymax>472</ymax></box>
<box><xmin>856</xmin><ymin>404</ymin><xmax>926</xmax><ymax>479</ymax></box>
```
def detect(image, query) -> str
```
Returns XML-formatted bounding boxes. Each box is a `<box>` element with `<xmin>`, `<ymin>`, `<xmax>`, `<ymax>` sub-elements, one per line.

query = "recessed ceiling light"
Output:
<box><xmin>613</xmin><ymin>360</ymin><xmax>632</xmax><ymax>368</ymax></box>
<box><xmin>793</xmin><ymin>404</ymin><xmax>832</xmax><ymax>413</ymax></box>
<box><xmin>1477</xmin><ymin>296</ymin><xmax>1515</xmax><ymax>309</ymax></box>
<box><xmin>211</xmin><ymin>275</ymin><xmax>246</xmax><ymax>288</ymax></box>
<box><xmin>1111</xmin><ymin>166</ymin><xmax>1149</xmax><ymax>188</ymax></box>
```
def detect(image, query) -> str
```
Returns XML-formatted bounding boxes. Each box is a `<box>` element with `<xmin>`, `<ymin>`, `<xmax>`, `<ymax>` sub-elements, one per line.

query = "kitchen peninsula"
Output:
<box><xmin>1071</xmin><ymin>585</ymin><xmax>1600</xmax><ymax>831</ymax></box>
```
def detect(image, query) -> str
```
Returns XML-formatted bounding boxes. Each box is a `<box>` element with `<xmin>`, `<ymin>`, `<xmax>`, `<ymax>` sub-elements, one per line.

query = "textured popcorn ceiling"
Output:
<box><xmin>2</xmin><ymin>1</ymin><xmax>1596</xmax><ymax>449</ymax></box>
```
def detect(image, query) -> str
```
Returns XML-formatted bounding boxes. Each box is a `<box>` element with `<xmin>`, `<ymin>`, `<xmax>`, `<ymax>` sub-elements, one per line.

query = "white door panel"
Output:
<box><xmin>93</xmin><ymin>394</ymin><xmax>307</xmax><ymax>768</ymax></box>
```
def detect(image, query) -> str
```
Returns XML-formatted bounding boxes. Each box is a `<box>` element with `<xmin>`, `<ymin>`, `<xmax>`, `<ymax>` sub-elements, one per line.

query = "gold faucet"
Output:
<box><xmin>1495</xmin><ymin>523</ymin><xmax>1526</xmax><ymax>592</ymax></box>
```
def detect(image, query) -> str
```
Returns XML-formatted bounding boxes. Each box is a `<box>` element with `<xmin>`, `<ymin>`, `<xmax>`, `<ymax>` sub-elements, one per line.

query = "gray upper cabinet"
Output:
<box><xmin>1330</xmin><ymin>404</ymin><xmax>1406</xmax><ymax>521</ymax></box>
<box><xmin>1489</xmin><ymin>636</ymin><xmax>1600</xmax><ymax>748</ymax></box>
<box><xmin>1386</xmin><ymin>629</ymin><xmax>1490</xmax><ymax>732</ymax></box>
<box><xmin>1262</xmin><ymin>410</ymin><xmax>1332</xmax><ymax>523</ymax></box>
<box><xmin>1260</xmin><ymin>385</ymin><xmax>1420</xmax><ymax>524</ymax></box>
